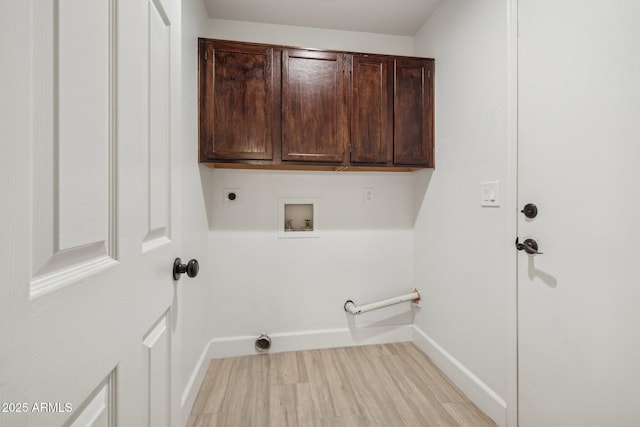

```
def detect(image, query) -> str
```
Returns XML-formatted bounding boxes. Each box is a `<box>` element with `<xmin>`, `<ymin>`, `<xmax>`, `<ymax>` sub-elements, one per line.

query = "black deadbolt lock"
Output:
<box><xmin>521</xmin><ymin>203</ymin><xmax>538</xmax><ymax>219</ymax></box>
<box><xmin>173</xmin><ymin>258</ymin><xmax>199</xmax><ymax>280</ymax></box>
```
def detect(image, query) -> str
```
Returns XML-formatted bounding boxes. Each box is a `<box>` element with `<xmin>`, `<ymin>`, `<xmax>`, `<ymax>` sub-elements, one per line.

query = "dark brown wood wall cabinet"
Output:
<box><xmin>282</xmin><ymin>49</ymin><xmax>349</xmax><ymax>164</ymax></box>
<box><xmin>394</xmin><ymin>58</ymin><xmax>434</xmax><ymax>166</ymax></box>
<box><xmin>199</xmin><ymin>40</ymin><xmax>277</xmax><ymax>161</ymax></box>
<box><xmin>350</xmin><ymin>54</ymin><xmax>393</xmax><ymax>164</ymax></box>
<box><xmin>198</xmin><ymin>39</ymin><xmax>434</xmax><ymax>171</ymax></box>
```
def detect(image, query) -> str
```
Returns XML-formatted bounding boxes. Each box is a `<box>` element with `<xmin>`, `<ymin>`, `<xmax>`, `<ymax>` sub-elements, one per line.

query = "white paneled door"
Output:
<box><xmin>517</xmin><ymin>1</ymin><xmax>640</xmax><ymax>426</ymax></box>
<box><xmin>1</xmin><ymin>0</ymin><xmax>182</xmax><ymax>426</ymax></box>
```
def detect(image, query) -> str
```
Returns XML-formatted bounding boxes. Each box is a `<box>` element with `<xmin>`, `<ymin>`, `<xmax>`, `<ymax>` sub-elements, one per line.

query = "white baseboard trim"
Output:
<box><xmin>207</xmin><ymin>324</ymin><xmax>413</xmax><ymax>359</ymax></box>
<box><xmin>180</xmin><ymin>324</ymin><xmax>413</xmax><ymax>425</ymax></box>
<box><xmin>180</xmin><ymin>342</ymin><xmax>211</xmax><ymax>427</ymax></box>
<box><xmin>412</xmin><ymin>325</ymin><xmax>507</xmax><ymax>427</ymax></box>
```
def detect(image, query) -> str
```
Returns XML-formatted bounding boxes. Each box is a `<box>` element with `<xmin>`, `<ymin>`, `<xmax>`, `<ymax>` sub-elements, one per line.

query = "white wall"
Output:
<box><xmin>208</xmin><ymin>170</ymin><xmax>415</xmax><ymax>346</ymax></box>
<box><xmin>179</xmin><ymin>0</ymin><xmax>214</xmax><ymax>418</ymax></box>
<box><xmin>412</xmin><ymin>0</ymin><xmax>510</xmax><ymax>424</ymax></box>
<box><xmin>202</xmin><ymin>18</ymin><xmax>414</xmax><ymax>56</ymax></box>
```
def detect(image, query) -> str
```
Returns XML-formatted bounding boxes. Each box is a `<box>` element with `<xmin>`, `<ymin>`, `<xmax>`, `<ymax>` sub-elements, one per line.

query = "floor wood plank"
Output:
<box><xmin>190</xmin><ymin>343</ymin><xmax>498</xmax><ymax>427</ymax></box>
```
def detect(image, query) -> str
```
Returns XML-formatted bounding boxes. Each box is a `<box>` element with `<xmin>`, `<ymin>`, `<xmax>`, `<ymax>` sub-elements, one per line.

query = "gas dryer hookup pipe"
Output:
<box><xmin>343</xmin><ymin>290</ymin><xmax>421</xmax><ymax>315</ymax></box>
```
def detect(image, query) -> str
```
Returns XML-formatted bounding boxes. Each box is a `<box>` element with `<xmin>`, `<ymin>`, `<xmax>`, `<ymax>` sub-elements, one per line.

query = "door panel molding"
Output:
<box><xmin>142</xmin><ymin>0</ymin><xmax>172</xmax><ymax>253</ymax></box>
<box><xmin>30</xmin><ymin>0</ymin><xmax>117</xmax><ymax>299</ymax></box>
<box><xmin>66</xmin><ymin>369</ymin><xmax>116</xmax><ymax>427</ymax></box>
<box><xmin>143</xmin><ymin>311</ymin><xmax>172</xmax><ymax>427</ymax></box>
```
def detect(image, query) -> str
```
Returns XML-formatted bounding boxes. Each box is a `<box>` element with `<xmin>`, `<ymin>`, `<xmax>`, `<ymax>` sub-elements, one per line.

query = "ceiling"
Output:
<box><xmin>202</xmin><ymin>0</ymin><xmax>443</xmax><ymax>36</ymax></box>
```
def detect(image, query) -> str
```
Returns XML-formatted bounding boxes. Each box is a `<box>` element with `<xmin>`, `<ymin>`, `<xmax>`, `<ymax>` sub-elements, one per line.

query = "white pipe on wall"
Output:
<box><xmin>344</xmin><ymin>290</ymin><xmax>421</xmax><ymax>315</ymax></box>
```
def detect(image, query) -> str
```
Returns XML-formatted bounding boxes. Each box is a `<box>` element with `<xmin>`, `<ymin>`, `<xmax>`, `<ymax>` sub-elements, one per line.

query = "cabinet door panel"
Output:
<box><xmin>351</xmin><ymin>55</ymin><xmax>393</xmax><ymax>164</ymax></box>
<box><xmin>394</xmin><ymin>58</ymin><xmax>434</xmax><ymax>167</ymax></box>
<box><xmin>199</xmin><ymin>40</ymin><xmax>274</xmax><ymax>161</ymax></box>
<box><xmin>282</xmin><ymin>49</ymin><xmax>348</xmax><ymax>163</ymax></box>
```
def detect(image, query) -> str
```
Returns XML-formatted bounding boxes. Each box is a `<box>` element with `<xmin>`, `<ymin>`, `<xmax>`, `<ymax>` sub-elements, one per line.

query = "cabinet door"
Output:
<box><xmin>199</xmin><ymin>40</ymin><xmax>275</xmax><ymax>161</ymax></box>
<box><xmin>394</xmin><ymin>58</ymin><xmax>434</xmax><ymax>166</ymax></box>
<box><xmin>351</xmin><ymin>55</ymin><xmax>393</xmax><ymax>164</ymax></box>
<box><xmin>282</xmin><ymin>49</ymin><xmax>349</xmax><ymax>163</ymax></box>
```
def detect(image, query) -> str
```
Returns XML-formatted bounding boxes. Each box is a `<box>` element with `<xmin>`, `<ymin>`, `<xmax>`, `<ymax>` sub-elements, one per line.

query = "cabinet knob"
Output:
<box><xmin>173</xmin><ymin>258</ymin><xmax>199</xmax><ymax>280</ymax></box>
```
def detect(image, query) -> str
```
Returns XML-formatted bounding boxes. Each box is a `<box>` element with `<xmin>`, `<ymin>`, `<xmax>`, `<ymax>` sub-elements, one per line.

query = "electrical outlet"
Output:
<box><xmin>364</xmin><ymin>188</ymin><xmax>375</xmax><ymax>205</ymax></box>
<box><xmin>223</xmin><ymin>188</ymin><xmax>240</xmax><ymax>203</ymax></box>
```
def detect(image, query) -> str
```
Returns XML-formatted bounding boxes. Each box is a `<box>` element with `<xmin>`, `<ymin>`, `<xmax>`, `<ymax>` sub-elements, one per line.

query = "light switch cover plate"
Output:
<box><xmin>480</xmin><ymin>181</ymin><xmax>500</xmax><ymax>207</ymax></box>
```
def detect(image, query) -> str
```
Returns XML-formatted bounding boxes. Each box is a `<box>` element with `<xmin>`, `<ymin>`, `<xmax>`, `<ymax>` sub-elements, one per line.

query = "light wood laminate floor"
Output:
<box><xmin>187</xmin><ymin>342</ymin><xmax>497</xmax><ymax>427</ymax></box>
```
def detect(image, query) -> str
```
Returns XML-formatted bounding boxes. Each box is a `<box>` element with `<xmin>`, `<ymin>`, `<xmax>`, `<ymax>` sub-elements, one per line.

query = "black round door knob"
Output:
<box><xmin>173</xmin><ymin>258</ymin><xmax>199</xmax><ymax>280</ymax></box>
<box><xmin>521</xmin><ymin>203</ymin><xmax>538</xmax><ymax>219</ymax></box>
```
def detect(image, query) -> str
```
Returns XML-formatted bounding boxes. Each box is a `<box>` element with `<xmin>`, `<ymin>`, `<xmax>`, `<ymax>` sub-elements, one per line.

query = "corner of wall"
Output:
<box><xmin>179</xmin><ymin>0</ymin><xmax>217</xmax><ymax>425</ymax></box>
<box><xmin>410</xmin><ymin>0</ymin><xmax>512</xmax><ymax>424</ymax></box>
<box><xmin>412</xmin><ymin>325</ymin><xmax>506</xmax><ymax>426</ymax></box>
